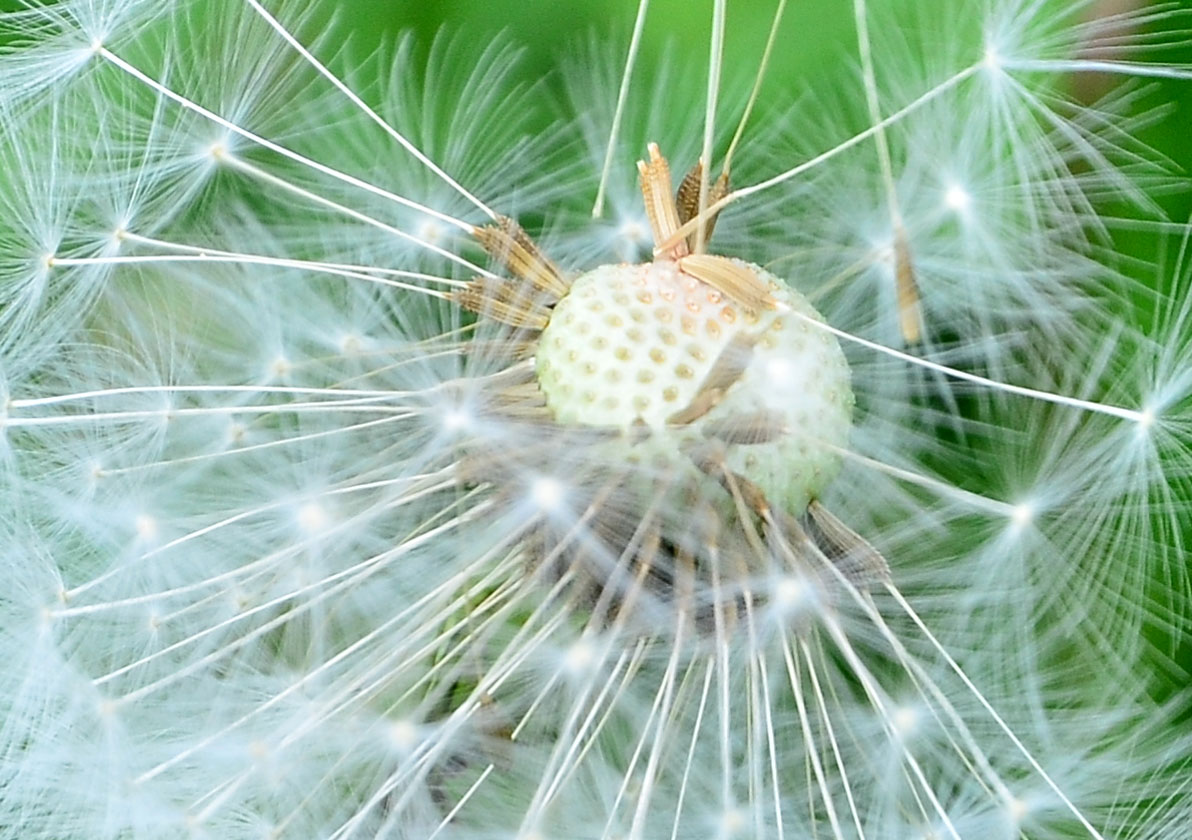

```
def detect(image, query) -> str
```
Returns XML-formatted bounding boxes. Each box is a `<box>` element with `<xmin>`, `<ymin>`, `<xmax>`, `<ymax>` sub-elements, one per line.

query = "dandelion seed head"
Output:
<box><xmin>294</xmin><ymin>501</ymin><xmax>329</xmax><ymax>535</ymax></box>
<box><xmin>717</xmin><ymin>806</ymin><xmax>748</xmax><ymax>836</ymax></box>
<box><xmin>441</xmin><ymin>405</ymin><xmax>473</xmax><ymax>433</ymax></box>
<box><xmin>1004</xmin><ymin>793</ymin><xmax>1031</xmax><ymax>825</ymax></box>
<box><xmin>1136</xmin><ymin>405</ymin><xmax>1156</xmax><ymax>433</ymax></box>
<box><xmin>943</xmin><ymin>183</ymin><xmax>972</xmax><ymax>214</ymax></box>
<box><xmin>225</xmin><ymin>420</ymin><xmax>248</xmax><ymax>447</ymax></box>
<box><xmin>534</xmin><ymin>257</ymin><xmax>853</xmax><ymax>515</ymax></box>
<box><xmin>983</xmin><ymin>41</ymin><xmax>1003</xmax><ymax>72</ymax></box>
<box><xmin>267</xmin><ymin>356</ymin><xmax>291</xmax><ymax>380</ymax></box>
<box><xmin>134</xmin><ymin>513</ymin><xmax>158</xmax><ymax>542</ymax></box>
<box><xmin>891</xmin><ymin>704</ymin><xmax>920</xmax><ymax>739</ymax></box>
<box><xmin>386</xmin><ymin>718</ymin><xmax>422</xmax><ymax>755</ymax></box>
<box><xmin>529</xmin><ymin>475</ymin><xmax>566</xmax><ymax>512</ymax></box>
<box><xmin>562</xmin><ymin>637</ymin><xmax>597</xmax><ymax>676</ymax></box>
<box><xmin>415</xmin><ymin>218</ymin><xmax>445</xmax><ymax>247</ymax></box>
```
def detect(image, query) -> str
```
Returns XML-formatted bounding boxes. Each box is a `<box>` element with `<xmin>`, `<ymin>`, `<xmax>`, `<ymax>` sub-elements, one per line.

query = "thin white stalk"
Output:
<box><xmin>56</xmin><ymin>475</ymin><xmax>457</xmax><ymax>615</ymax></box>
<box><xmin>669</xmin><ymin>657</ymin><xmax>716</xmax><ymax>840</ymax></box>
<box><xmin>802</xmin><ymin>640</ymin><xmax>867</xmax><ymax>839</ymax></box>
<box><xmin>626</xmin><ymin>621</ymin><xmax>686</xmax><ymax>840</ymax></box>
<box><xmin>120</xmin><ymin>231</ymin><xmax>469</xmax><ymax>288</ymax></box>
<box><xmin>144</xmin><ymin>505</ymin><xmax>510</xmax><ymax>793</ymax></box>
<box><xmin>593</xmin><ymin>0</ymin><xmax>650</xmax><ymax>217</ymax></box>
<box><xmin>834</xmin><ymin>447</ymin><xmax>1019</xmax><ymax>518</ymax></box>
<box><xmin>222</xmin><ymin>154</ymin><xmax>496</xmax><ymax>277</ymax></box>
<box><xmin>819</xmin><ymin>616</ymin><xmax>963</xmax><ymax>840</ymax></box>
<box><xmin>198</xmin><ymin>553</ymin><xmax>532</xmax><ymax>825</ymax></box>
<box><xmin>1002</xmin><ymin>57</ymin><xmax>1192</xmax><ymax>80</ymax></box>
<box><xmin>109</xmin><ymin>504</ymin><xmax>485</xmax><ymax>702</ymax></box>
<box><xmin>98</xmin><ymin>414</ymin><xmax>413</xmax><ymax>477</ymax></box>
<box><xmin>241</xmin><ymin>0</ymin><xmax>498</xmax><ymax>219</ymax></box>
<box><xmin>11</xmin><ymin>384</ymin><xmax>403</xmax><ymax>409</ymax></box>
<box><xmin>655</xmin><ymin>62</ymin><xmax>981</xmax><ymax>254</ymax></box>
<box><xmin>783</xmin><ymin>641</ymin><xmax>847</xmax><ymax>839</ymax></box>
<box><xmin>8</xmin><ymin>402</ymin><xmax>415</xmax><ymax>429</ymax></box>
<box><xmin>885</xmin><ymin>583</ymin><xmax>1109</xmax><ymax>840</ymax></box>
<box><xmin>722</xmin><ymin>0</ymin><xmax>787</xmax><ymax>178</ymax></box>
<box><xmin>695</xmin><ymin>0</ymin><xmax>727</xmax><ymax>256</ymax></box>
<box><xmin>782</xmin><ymin>305</ymin><xmax>1146</xmax><ymax>422</ymax></box>
<box><xmin>48</xmin><ymin>254</ymin><xmax>457</xmax><ymax>297</ymax></box>
<box><xmin>97</xmin><ymin>47</ymin><xmax>476</xmax><ymax>231</ymax></box>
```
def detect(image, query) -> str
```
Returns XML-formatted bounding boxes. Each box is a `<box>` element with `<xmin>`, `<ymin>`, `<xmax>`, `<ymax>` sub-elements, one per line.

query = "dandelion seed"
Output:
<box><xmin>943</xmin><ymin>184</ymin><xmax>972</xmax><ymax>214</ymax></box>
<box><xmin>0</xmin><ymin>1</ymin><xmax>1190</xmax><ymax>839</ymax></box>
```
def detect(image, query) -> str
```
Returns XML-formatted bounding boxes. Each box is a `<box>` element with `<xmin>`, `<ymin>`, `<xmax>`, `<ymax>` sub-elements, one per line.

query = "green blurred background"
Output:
<box><xmin>305</xmin><ymin>0</ymin><xmax>1192</xmax><ymax>233</ymax></box>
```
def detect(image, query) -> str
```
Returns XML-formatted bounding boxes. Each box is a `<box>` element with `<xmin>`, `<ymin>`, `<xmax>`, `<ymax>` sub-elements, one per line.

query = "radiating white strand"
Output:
<box><xmin>343</xmin><ymin>558</ymin><xmax>581</xmax><ymax>831</ymax></box>
<box><xmin>241</xmin><ymin>0</ymin><xmax>498</xmax><ymax>219</ymax></box>
<box><xmin>122</xmin><ymin>230</ymin><xmax>467</xmax><ymax>286</ymax></box>
<box><xmin>782</xmin><ymin>640</ymin><xmax>847</xmax><ymax>839</ymax></box>
<box><xmin>113</xmin><ymin>501</ymin><xmax>492</xmax><ymax>709</ymax></box>
<box><xmin>131</xmin><ymin>502</ymin><xmax>494</xmax><ymax>784</ymax></box>
<box><xmin>193</xmin><ymin>551</ymin><xmax>526</xmax><ymax>824</ymax></box>
<box><xmin>48</xmin><ymin>254</ymin><xmax>458</xmax><ymax>298</ymax></box>
<box><xmin>783</xmin><ymin>306</ymin><xmax>1145</xmax><ymax>421</ymax></box>
<box><xmin>519</xmin><ymin>506</ymin><xmax>678</xmax><ymax>831</ymax></box>
<box><xmin>627</xmin><ymin>620</ymin><xmax>687</xmax><ymax>840</ymax></box>
<box><xmin>818</xmin><ymin>615</ymin><xmax>963</xmax><ymax>840</ymax></box>
<box><xmin>521</xmin><ymin>644</ymin><xmax>635</xmax><ymax>827</ymax></box>
<box><xmin>656</xmin><ymin>62</ymin><xmax>982</xmax><ymax>254</ymax></box>
<box><xmin>1003</xmin><ymin>57</ymin><xmax>1192</xmax><ymax>80</ymax></box>
<box><xmin>852</xmin><ymin>0</ymin><xmax>900</xmax><ymax>221</ymax></box>
<box><xmin>801</xmin><ymin>639</ymin><xmax>867</xmax><ymax>839</ymax></box>
<box><xmin>193</xmin><ymin>536</ymin><xmax>535</xmax><ymax>825</ymax></box>
<box><xmin>64</xmin><ymin>467</ymin><xmax>457</xmax><ymax>602</ymax></box>
<box><xmin>99</xmin><ymin>414</ymin><xmax>414</xmax><ymax>477</ymax></box>
<box><xmin>222</xmin><ymin>154</ymin><xmax>495</xmax><ymax>277</ymax></box>
<box><xmin>12</xmin><ymin>384</ymin><xmax>408</xmax><ymax>410</ymax></box>
<box><xmin>834</xmin><ymin>447</ymin><xmax>1017</xmax><ymax>517</ymax></box>
<box><xmin>669</xmin><ymin>657</ymin><xmax>716</xmax><ymax>840</ymax></box>
<box><xmin>885</xmin><ymin>583</ymin><xmax>1109</xmax><ymax>840</ymax></box>
<box><xmin>56</xmin><ymin>481</ymin><xmax>456</xmax><ymax>617</ymax></box>
<box><xmin>7</xmin><ymin>400</ymin><xmax>415</xmax><ymax>428</ymax></box>
<box><xmin>763</xmin><ymin>519</ymin><xmax>961</xmax><ymax>837</ymax></box>
<box><xmin>710</xmin><ymin>547</ymin><xmax>734</xmax><ymax>818</ymax></box>
<box><xmin>796</xmin><ymin>481</ymin><xmax>1108</xmax><ymax>836</ymax></box>
<box><xmin>826</xmin><ymin>583</ymin><xmax>1015</xmax><ymax>809</ymax></box>
<box><xmin>592</xmin><ymin>0</ymin><xmax>650</xmax><ymax>217</ymax></box>
<box><xmin>695</xmin><ymin>0</ymin><xmax>726</xmax><ymax>256</ymax></box>
<box><xmin>739</xmin><ymin>588</ymin><xmax>783</xmax><ymax>840</ymax></box>
<box><xmin>332</xmin><ymin>605</ymin><xmax>579</xmax><ymax>838</ymax></box>
<box><xmin>97</xmin><ymin>47</ymin><xmax>476</xmax><ymax>232</ymax></box>
<box><xmin>722</xmin><ymin>0</ymin><xmax>787</xmax><ymax>177</ymax></box>
<box><xmin>755</xmin><ymin>654</ymin><xmax>785</xmax><ymax>839</ymax></box>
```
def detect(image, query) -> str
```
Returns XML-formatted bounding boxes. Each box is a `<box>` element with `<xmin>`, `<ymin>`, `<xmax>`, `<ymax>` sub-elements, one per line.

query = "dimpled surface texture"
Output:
<box><xmin>534</xmin><ymin>258</ymin><xmax>854</xmax><ymax>515</ymax></box>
